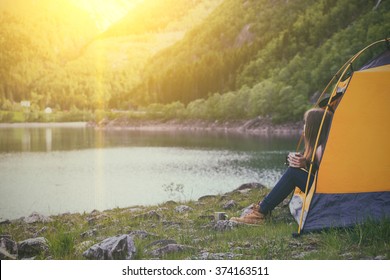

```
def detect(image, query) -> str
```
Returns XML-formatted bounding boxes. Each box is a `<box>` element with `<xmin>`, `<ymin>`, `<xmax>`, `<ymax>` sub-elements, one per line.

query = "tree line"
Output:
<box><xmin>1</xmin><ymin>0</ymin><xmax>389</xmax><ymax>123</ymax></box>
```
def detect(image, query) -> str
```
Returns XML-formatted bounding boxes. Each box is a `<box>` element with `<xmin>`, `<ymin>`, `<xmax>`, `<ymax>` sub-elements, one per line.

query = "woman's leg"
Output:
<box><xmin>259</xmin><ymin>167</ymin><xmax>314</xmax><ymax>214</ymax></box>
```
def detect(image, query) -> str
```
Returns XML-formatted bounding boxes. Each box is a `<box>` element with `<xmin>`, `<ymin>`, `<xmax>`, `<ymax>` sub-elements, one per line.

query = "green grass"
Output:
<box><xmin>1</xmin><ymin>188</ymin><xmax>389</xmax><ymax>260</ymax></box>
<box><xmin>47</xmin><ymin>229</ymin><xmax>76</xmax><ymax>259</ymax></box>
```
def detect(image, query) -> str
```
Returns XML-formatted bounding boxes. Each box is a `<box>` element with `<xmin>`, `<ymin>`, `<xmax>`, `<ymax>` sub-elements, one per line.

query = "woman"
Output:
<box><xmin>231</xmin><ymin>108</ymin><xmax>333</xmax><ymax>224</ymax></box>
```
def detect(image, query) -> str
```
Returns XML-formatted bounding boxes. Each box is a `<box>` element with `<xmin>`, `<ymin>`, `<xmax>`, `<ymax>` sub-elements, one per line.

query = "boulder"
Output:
<box><xmin>146</xmin><ymin>239</ymin><xmax>177</xmax><ymax>249</ymax></box>
<box><xmin>24</xmin><ymin>212</ymin><xmax>53</xmax><ymax>224</ymax></box>
<box><xmin>82</xmin><ymin>234</ymin><xmax>136</xmax><ymax>260</ymax></box>
<box><xmin>0</xmin><ymin>247</ymin><xmax>16</xmax><ymax>260</ymax></box>
<box><xmin>198</xmin><ymin>251</ymin><xmax>243</xmax><ymax>260</ymax></box>
<box><xmin>134</xmin><ymin>210</ymin><xmax>161</xmax><ymax>220</ymax></box>
<box><xmin>198</xmin><ymin>195</ymin><xmax>217</xmax><ymax>201</ymax></box>
<box><xmin>149</xmin><ymin>244</ymin><xmax>195</xmax><ymax>258</ymax></box>
<box><xmin>128</xmin><ymin>230</ymin><xmax>157</xmax><ymax>239</ymax></box>
<box><xmin>0</xmin><ymin>236</ymin><xmax>18</xmax><ymax>260</ymax></box>
<box><xmin>18</xmin><ymin>237</ymin><xmax>49</xmax><ymax>259</ymax></box>
<box><xmin>0</xmin><ymin>219</ymin><xmax>10</xmax><ymax>225</ymax></box>
<box><xmin>234</xmin><ymin>182</ymin><xmax>266</xmax><ymax>191</ymax></box>
<box><xmin>80</xmin><ymin>229</ymin><xmax>98</xmax><ymax>238</ymax></box>
<box><xmin>33</xmin><ymin>226</ymin><xmax>48</xmax><ymax>238</ymax></box>
<box><xmin>175</xmin><ymin>205</ymin><xmax>193</xmax><ymax>213</ymax></box>
<box><xmin>223</xmin><ymin>200</ymin><xmax>237</xmax><ymax>210</ymax></box>
<box><xmin>213</xmin><ymin>220</ymin><xmax>240</xmax><ymax>231</ymax></box>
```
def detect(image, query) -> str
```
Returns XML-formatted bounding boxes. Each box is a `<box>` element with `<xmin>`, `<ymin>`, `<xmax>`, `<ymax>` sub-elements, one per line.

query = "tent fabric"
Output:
<box><xmin>289</xmin><ymin>43</ymin><xmax>390</xmax><ymax>233</ymax></box>
<box><xmin>359</xmin><ymin>49</ymin><xmax>390</xmax><ymax>70</ymax></box>
<box><xmin>302</xmin><ymin>192</ymin><xmax>390</xmax><ymax>232</ymax></box>
<box><xmin>316</xmin><ymin>67</ymin><xmax>390</xmax><ymax>194</ymax></box>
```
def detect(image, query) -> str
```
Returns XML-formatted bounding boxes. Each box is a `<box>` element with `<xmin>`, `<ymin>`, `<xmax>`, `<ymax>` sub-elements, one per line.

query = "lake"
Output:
<box><xmin>0</xmin><ymin>123</ymin><xmax>300</xmax><ymax>220</ymax></box>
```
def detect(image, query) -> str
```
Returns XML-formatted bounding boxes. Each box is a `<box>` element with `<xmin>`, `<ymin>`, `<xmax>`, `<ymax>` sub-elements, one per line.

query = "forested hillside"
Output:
<box><xmin>133</xmin><ymin>0</ymin><xmax>390</xmax><ymax>121</ymax></box>
<box><xmin>0</xmin><ymin>0</ymin><xmax>99</xmax><ymax>103</ymax></box>
<box><xmin>101</xmin><ymin>0</ymin><xmax>223</xmax><ymax>37</ymax></box>
<box><xmin>0</xmin><ymin>0</ymin><xmax>221</xmax><ymax>116</ymax></box>
<box><xmin>0</xmin><ymin>0</ymin><xmax>389</xmax><ymax>122</ymax></box>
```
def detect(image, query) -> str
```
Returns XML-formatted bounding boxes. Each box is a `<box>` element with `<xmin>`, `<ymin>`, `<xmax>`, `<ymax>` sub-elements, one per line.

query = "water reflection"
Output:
<box><xmin>0</xmin><ymin>124</ymin><xmax>299</xmax><ymax>153</ymax></box>
<box><xmin>45</xmin><ymin>128</ymin><xmax>52</xmax><ymax>152</ymax></box>
<box><xmin>22</xmin><ymin>129</ymin><xmax>31</xmax><ymax>152</ymax></box>
<box><xmin>21</xmin><ymin>128</ymin><xmax>53</xmax><ymax>152</ymax></box>
<box><xmin>0</xmin><ymin>124</ymin><xmax>300</xmax><ymax>220</ymax></box>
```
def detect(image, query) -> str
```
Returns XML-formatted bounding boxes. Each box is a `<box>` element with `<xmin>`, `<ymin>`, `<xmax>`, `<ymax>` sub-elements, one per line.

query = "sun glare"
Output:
<box><xmin>70</xmin><ymin>0</ymin><xmax>142</xmax><ymax>31</ymax></box>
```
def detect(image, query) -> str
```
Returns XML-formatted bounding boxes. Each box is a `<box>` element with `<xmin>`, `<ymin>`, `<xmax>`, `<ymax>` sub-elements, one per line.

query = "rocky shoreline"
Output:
<box><xmin>91</xmin><ymin>117</ymin><xmax>303</xmax><ymax>136</ymax></box>
<box><xmin>1</xmin><ymin>181</ymin><xmax>388</xmax><ymax>260</ymax></box>
<box><xmin>0</xmin><ymin>183</ymin><xmax>270</xmax><ymax>260</ymax></box>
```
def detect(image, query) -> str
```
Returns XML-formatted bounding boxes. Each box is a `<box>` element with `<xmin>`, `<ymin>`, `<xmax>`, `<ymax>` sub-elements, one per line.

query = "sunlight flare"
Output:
<box><xmin>70</xmin><ymin>0</ymin><xmax>141</xmax><ymax>31</ymax></box>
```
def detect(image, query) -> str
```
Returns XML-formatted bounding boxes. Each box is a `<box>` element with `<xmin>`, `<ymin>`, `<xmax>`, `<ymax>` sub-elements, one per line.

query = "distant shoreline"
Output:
<box><xmin>93</xmin><ymin>117</ymin><xmax>304</xmax><ymax>136</ymax></box>
<box><xmin>0</xmin><ymin>122</ymin><xmax>88</xmax><ymax>128</ymax></box>
<box><xmin>0</xmin><ymin>118</ymin><xmax>303</xmax><ymax>136</ymax></box>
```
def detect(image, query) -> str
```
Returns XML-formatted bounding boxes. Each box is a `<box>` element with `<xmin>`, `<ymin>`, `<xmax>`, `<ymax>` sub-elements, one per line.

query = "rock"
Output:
<box><xmin>33</xmin><ymin>226</ymin><xmax>48</xmax><ymax>238</ymax></box>
<box><xmin>128</xmin><ymin>230</ymin><xmax>157</xmax><ymax>239</ymax></box>
<box><xmin>90</xmin><ymin>209</ymin><xmax>100</xmax><ymax>215</ymax></box>
<box><xmin>199</xmin><ymin>251</ymin><xmax>243</xmax><ymax>260</ymax></box>
<box><xmin>233</xmin><ymin>182</ymin><xmax>267</xmax><ymax>192</ymax></box>
<box><xmin>86</xmin><ymin>210</ymin><xmax>108</xmax><ymax>222</ymax></box>
<box><xmin>163</xmin><ymin>200</ymin><xmax>178</xmax><ymax>206</ymax></box>
<box><xmin>175</xmin><ymin>205</ymin><xmax>193</xmax><ymax>213</ymax></box>
<box><xmin>82</xmin><ymin>234</ymin><xmax>136</xmax><ymax>260</ymax></box>
<box><xmin>213</xmin><ymin>220</ymin><xmax>240</xmax><ymax>231</ymax></box>
<box><xmin>149</xmin><ymin>244</ymin><xmax>195</xmax><ymax>258</ymax></box>
<box><xmin>86</xmin><ymin>217</ymin><xmax>97</xmax><ymax>225</ymax></box>
<box><xmin>0</xmin><ymin>236</ymin><xmax>18</xmax><ymax>260</ymax></box>
<box><xmin>80</xmin><ymin>229</ymin><xmax>98</xmax><ymax>238</ymax></box>
<box><xmin>18</xmin><ymin>237</ymin><xmax>49</xmax><ymax>259</ymax></box>
<box><xmin>121</xmin><ymin>207</ymin><xmax>143</xmax><ymax>214</ymax></box>
<box><xmin>0</xmin><ymin>247</ymin><xmax>17</xmax><ymax>260</ymax></box>
<box><xmin>134</xmin><ymin>210</ymin><xmax>161</xmax><ymax>220</ymax></box>
<box><xmin>198</xmin><ymin>195</ymin><xmax>217</xmax><ymax>201</ymax></box>
<box><xmin>75</xmin><ymin>240</ymin><xmax>95</xmax><ymax>255</ymax></box>
<box><xmin>86</xmin><ymin>213</ymin><xmax>109</xmax><ymax>225</ymax></box>
<box><xmin>340</xmin><ymin>252</ymin><xmax>353</xmax><ymax>260</ymax></box>
<box><xmin>24</xmin><ymin>212</ymin><xmax>53</xmax><ymax>224</ymax></box>
<box><xmin>281</xmin><ymin>197</ymin><xmax>291</xmax><ymax>207</ymax></box>
<box><xmin>0</xmin><ymin>219</ymin><xmax>10</xmax><ymax>225</ymax></box>
<box><xmin>223</xmin><ymin>200</ymin><xmax>237</xmax><ymax>210</ymax></box>
<box><xmin>162</xmin><ymin>221</ymin><xmax>183</xmax><ymax>230</ymax></box>
<box><xmin>146</xmin><ymin>239</ymin><xmax>177</xmax><ymax>249</ymax></box>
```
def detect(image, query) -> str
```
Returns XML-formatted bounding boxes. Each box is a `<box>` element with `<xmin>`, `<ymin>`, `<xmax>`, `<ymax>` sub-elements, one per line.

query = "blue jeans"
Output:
<box><xmin>259</xmin><ymin>167</ymin><xmax>315</xmax><ymax>214</ymax></box>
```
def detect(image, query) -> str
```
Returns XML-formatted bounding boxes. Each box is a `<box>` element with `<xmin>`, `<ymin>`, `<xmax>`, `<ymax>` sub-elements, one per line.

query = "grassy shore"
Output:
<box><xmin>1</xmin><ymin>187</ymin><xmax>389</xmax><ymax>260</ymax></box>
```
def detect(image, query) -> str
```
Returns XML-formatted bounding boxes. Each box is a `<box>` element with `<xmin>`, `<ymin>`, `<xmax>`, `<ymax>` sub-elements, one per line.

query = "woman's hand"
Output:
<box><xmin>287</xmin><ymin>153</ymin><xmax>306</xmax><ymax>168</ymax></box>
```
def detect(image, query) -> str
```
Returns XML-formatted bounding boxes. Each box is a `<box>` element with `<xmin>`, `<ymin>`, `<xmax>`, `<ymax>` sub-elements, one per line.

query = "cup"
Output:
<box><xmin>286</xmin><ymin>152</ymin><xmax>302</xmax><ymax>166</ymax></box>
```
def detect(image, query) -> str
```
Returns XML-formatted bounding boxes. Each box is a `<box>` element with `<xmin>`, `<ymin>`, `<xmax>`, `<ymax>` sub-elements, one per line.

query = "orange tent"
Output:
<box><xmin>289</xmin><ymin>39</ymin><xmax>390</xmax><ymax>233</ymax></box>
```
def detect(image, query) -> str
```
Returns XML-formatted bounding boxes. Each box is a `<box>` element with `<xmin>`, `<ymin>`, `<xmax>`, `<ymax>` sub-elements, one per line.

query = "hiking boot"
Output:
<box><xmin>230</xmin><ymin>204</ymin><xmax>265</xmax><ymax>225</ymax></box>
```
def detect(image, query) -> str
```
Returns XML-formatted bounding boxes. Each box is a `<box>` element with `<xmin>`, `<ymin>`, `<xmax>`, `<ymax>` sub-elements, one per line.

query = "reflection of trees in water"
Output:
<box><xmin>21</xmin><ymin>128</ymin><xmax>52</xmax><ymax>152</ymax></box>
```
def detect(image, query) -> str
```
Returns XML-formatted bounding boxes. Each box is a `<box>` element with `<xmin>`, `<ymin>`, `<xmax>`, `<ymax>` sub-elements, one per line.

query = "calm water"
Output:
<box><xmin>0</xmin><ymin>123</ymin><xmax>299</xmax><ymax>220</ymax></box>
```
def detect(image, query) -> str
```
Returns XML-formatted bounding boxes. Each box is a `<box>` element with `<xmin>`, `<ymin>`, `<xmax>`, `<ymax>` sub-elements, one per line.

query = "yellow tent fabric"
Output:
<box><xmin>291</xmin><ymin>40</ymin><xmax>390</xmax><ymax>233</ymax></box>
<box><xmin>316</xmin><ymin>67</ymin><xmax>390</xmax><ymax>194</ymax></box>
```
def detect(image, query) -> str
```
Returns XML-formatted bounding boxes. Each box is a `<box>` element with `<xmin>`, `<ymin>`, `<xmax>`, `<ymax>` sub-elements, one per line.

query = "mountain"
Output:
<box><xmin>0</xmin><ymin>0</ymin><xmax>99</xmax><ymax>104</ymax></box>
<box><xmin>0</xmin><ymin>0</ymin><xmax>389</xmax><ymax>122</ymax></box>
<box><xmin>0</xmin><ymin>0</ymin><xmax>221</xmax><ymax>111</ymax></box>
<box><xmin>131</xmin><ymin>0</ymin><xmax>390</xmax><ymax>121</ymax></box>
